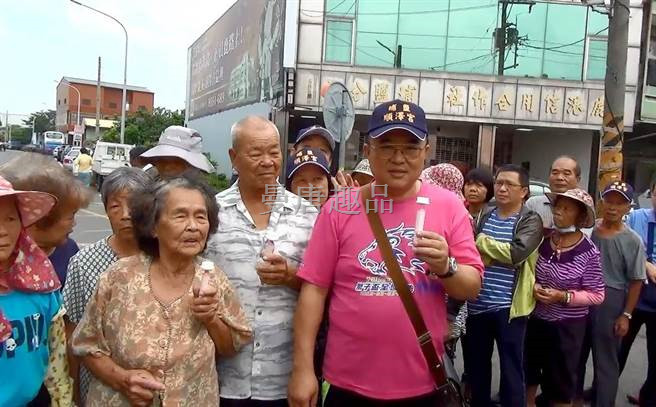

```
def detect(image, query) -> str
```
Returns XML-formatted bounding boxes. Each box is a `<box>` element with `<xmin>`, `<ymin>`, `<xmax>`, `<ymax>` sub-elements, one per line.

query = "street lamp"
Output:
<box><xmin>55</xmin><ymin>80</ymin><xmax>81</xmax><ymax>127</ymax></box>
<box><xmin>70</xmin><ymin>0</ymin><xmax>128</xmax><ymax>144</ymax></box>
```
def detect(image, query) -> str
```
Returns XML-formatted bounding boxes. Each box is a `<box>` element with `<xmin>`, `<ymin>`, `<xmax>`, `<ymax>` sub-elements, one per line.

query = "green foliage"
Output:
<box><xmin>202</xmin><ymin>152</ymin><xmax>230</xmax><ymax>192</ymax></box>
<box><xmin>10</xmin><ymin>125</ymin><xmax>32</xmax><ymax>143</ymax></box>
<box><xmin>206</xmin><ymin>173</ymin><xmax>230</xmax><ymax>192</ymax></box>
<box><xmin>22</xmin><ymin>110</ymin><xmax>56</xmax><ymax>134</ymax></box>
<box><xmin>103</xmin><ymin>107</ymin><xmax>184</xmax><ymax>146</ymax></box>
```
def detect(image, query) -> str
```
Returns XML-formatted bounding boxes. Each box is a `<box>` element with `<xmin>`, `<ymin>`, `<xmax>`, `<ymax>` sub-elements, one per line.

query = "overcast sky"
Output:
<box><xmin>0</xmin><ymin>0</ymin><xmax>237</xmax><ymax>124</ymax></box>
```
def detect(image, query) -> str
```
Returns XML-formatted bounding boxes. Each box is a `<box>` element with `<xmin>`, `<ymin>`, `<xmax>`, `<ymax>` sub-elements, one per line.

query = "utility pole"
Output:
<box><xmin>6</xmin><ymin>111</ymin><xmax>10</xmax><ymax>144</ymax></box>
<box><xmin>96</xmin><ymin>57</ymin><xmax>101</xmax><ymax>141</ymax></box>
<box><xmin>497</xmin><ymin>1</ymin><xmax>508</xmax><ymax>76</ymax></box>
<box><xmin>597</xmin><ymin>0</ymin><xmax>630</xmax><ymax>195</ymax></box>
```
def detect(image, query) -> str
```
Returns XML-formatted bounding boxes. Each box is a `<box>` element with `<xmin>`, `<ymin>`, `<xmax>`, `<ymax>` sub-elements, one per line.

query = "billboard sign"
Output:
<box><xmin>188</xmin><ymin>0</ymin><xmax>285</xmax><ymax>120</ymax></box>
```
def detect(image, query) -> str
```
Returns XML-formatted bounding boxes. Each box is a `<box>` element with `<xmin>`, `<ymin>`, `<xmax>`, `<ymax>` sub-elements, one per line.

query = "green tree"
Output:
<box><xmin>22</xmin><ymin>110</ymin><xmax>56</xmax><ymax>134</ymax></box>
<box><xmin>10</xmin><ymin>125</ymin><xmax>32</xmax><ymax>144</ymax></box>
<box><xmin>103</xmin><ymin>107</ymin><xmax>184</xmax><ymax>146</ymax></box>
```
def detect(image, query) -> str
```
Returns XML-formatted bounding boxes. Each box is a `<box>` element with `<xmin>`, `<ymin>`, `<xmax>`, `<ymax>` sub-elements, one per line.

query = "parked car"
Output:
<box><xmin>57</xmin><ymin>144</ymin><xmax>72</xmax><ymax>162</ymax></box>
<box><xmin>62</xmin><ymin>147</ymin><xmax>81</xmax><ymax>171</ymax></box>
<box><xmin>92</xmin><ymin>142</ymin><xmax>133</xmax><ymax>190</ymax></box>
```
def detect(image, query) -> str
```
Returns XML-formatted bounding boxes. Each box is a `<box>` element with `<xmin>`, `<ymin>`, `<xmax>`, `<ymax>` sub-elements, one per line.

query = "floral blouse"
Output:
<box><xmin>71</xmin><ymin>254</ymin><xmax>252</xmax><ymax>407</ymax></box>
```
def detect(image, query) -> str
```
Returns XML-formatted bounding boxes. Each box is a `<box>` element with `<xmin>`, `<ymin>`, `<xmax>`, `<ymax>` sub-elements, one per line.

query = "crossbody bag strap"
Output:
<box><xmin>360</xmin><ymin>185</ymin><xmax>448</xmax><ymax>389</ymax></box>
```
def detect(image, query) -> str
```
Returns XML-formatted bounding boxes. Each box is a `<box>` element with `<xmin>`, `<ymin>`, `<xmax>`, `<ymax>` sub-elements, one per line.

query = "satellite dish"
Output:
<box><xmin>322</xmin><ymin>82</ymin><xmax>355</xmax><ymax>171</ymax></box>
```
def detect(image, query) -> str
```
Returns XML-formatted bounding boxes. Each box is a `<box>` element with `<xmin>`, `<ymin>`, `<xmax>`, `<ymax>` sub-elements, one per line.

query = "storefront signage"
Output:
<box><xmin>294</xmin><ymin>69</ymin><xmax>605</xmax><ymax>128</ymax></box>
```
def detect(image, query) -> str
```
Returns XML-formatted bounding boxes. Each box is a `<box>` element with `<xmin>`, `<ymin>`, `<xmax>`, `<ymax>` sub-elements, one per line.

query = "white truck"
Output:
<box><xmin>92</xmin><ymin>142</ymin><xmax>134</xmax><ymax>190</ymax></box>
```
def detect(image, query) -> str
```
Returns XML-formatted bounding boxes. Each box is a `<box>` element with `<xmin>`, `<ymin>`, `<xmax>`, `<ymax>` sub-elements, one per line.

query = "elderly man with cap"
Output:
<box><xmin>140</xmin><ymin>125</ymin><xmax>214</xmax><ymax>177</ymax></box>
<box><xmin>289</xmin><ymin>100</ymin><xmax>483</xmax><ymax>407</ymax></box>
<box><xmin>576</xmin><ymin>181</ymin><xmax>646</xmax><ymax>407</ymax></box>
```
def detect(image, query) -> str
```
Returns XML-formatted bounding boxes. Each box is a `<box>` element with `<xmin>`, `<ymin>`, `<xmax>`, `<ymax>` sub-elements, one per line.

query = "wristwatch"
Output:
<box><xmin>430</xmin><ymin>257</ymin><xmax>458</xmax><ymax>279</ymax></box>
<box><xmin>622</xmin><ymin>311</ymin><xmax>633</xmax><ymax>320</ymax></box>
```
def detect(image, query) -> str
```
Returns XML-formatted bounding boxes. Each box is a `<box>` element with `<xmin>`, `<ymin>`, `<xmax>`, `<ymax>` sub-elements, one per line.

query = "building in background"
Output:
<box><xmin>187</xmin><ymin>0</ymin><xmax>646</xmax><ymax>193</ymax></box>
<box><xmin>55</xmin><ymin>76</ymin><xmax>154</xmax><ymax>144</ymax></box>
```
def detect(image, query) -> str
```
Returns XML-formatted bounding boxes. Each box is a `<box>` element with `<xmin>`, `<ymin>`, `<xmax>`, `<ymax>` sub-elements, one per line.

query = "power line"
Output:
<box><xmin>325</xmin><ymin>31</ymin><xmax>497</xmax><ymax>71</ymax></box>
<box><xmin>521</xmin><ymin>26</ymin><xmax>608</xmax><ymax>51</ymax></box>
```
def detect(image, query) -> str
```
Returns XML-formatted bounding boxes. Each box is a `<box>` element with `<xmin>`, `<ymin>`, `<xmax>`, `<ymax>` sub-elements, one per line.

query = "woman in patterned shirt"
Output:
<box><xmin>525</xmin><ymin>188</ymin><xmax>605</xmax><ymax>407</ymax></box>
<box><xmin>63</xmin><ymin>167</ymin><xmax>150</xmax><ymax>405</ymax></box>
<box><xmin>71</xmin><ymin>173</ymin><xmax>252</xmax><ymax>406</ymax></box>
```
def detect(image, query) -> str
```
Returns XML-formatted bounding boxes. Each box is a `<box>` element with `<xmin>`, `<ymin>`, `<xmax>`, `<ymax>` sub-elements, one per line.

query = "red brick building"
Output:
<box><xmin>55</xmin><ymin>76</ymin><xmax>154</xmax><ymax>137</ymax></box>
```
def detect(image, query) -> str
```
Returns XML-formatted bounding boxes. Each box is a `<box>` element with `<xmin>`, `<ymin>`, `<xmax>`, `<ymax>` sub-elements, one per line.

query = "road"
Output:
<box><xmin>0</xmin><ymin>149</ymin><xmax>649</xmax><ymax>405</ymax></box>
<box><xmin>0</xmin><ymin>149</ymin><xmax>111</xmax><ymax>246</ymax></box>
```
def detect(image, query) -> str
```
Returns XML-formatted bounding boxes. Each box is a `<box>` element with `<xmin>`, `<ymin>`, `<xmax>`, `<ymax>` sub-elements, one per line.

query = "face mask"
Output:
<box><xmin>555</xmin><ymin>225</ymin><xmax>578</xmax><ymax>234</ymax></box>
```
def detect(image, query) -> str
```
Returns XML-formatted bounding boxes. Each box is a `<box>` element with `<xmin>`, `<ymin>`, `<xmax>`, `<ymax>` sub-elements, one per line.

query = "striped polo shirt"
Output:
<box><xmin>469</xmin><ymin>209</ymin><xmax>518</xmax><ymax>315</ymax></box>
<box><xmin>534</xmin><ymin>236</ymin><xmax>605</xmax><ymax>321</ymax></box>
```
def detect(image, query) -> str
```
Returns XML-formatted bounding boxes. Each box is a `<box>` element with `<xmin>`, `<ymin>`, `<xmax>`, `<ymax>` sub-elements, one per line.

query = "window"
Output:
<box><xmin>82</xmin><ymin>99</ymin><xmax>91</xmax><ymax>106</ymax></box>
<box><xmin>64</xmin><ymin>98</ymin><xmax>67</xmax><ymax>104</ymax></box>
<box><xmin>325</xmin><ymin>20</ymin><xmax>354</xmax><ymax>63</ymax></box>
<box><xmin>342</xmin><ymin>0</ymin><xmax>607</xmax><ymax>80</ymax></box>
<box><xmin>109</xmin><ymin>102</ymin><xmax>118</xmax><ymax>109</ymax></box>
<box><xmin>58</xmin><ymin>99</ymin><xmax>60</xmax><ymax>106</ymax></box>
<box><xmin>433</xmin><ymin>137</ymin><xmax>476</xmax><ymax>168</ymax></box>
<box><xmin>139</xmin><ymin>105</ymin><xmax>146</xmax><ymax>110</ymax></box>
<box><xmin>586</xmin><ymin>37</ymin><xmax>608</xmax><ymax>80</ymax></box>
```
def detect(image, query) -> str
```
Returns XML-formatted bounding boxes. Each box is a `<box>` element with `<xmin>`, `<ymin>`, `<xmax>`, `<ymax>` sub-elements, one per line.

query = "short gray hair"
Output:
<box><xmin>231</xmin><ymin>115</ymin><xmax>280</xmax><ymax>149</ymax></box>
<box><xmin>100</xmin><ymin>167</ymin><xmax>150</xmax><ymax>207</ymax></box>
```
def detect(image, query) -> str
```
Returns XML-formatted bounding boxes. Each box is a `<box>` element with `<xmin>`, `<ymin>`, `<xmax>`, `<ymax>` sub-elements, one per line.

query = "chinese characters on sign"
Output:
<box><xmin>471</xmin><ymin>88</ymin><xmax>488</xmax><ymax>111</ymax></box>
<box><xmin>496</xmin><ymin>93</ymin><xmax>512</xmax><ymax>112</ymax></box>
<box><xmin>590</xmin><ymin>96</ymin><xmax>604</xmax><ymax>118</ymax></box>
<box><xmin>351</xmin><ymin>80</ymin><xmax>368</xmax><ymax>103</ymax></box>
<box><xmin>567</xmin><ymin>96</ymin><xmax>584</xmax><ymax>116</ymax></box>
<box><xmin>521</xmin><ymin>93</ymin><xmax>534</xmax><ymax>113</ymax></box>
<box><xmin>398</xmin><ymin>84</ymin><xmax>418</xmax><ymax>103</ymax></box>
<box><xmin>374</xmin><ymin>82</ymin><xmax>391</xmax><ymax>104</ymax></box>
<box><xmin>295</xmin><ymin>69</ymin><xmax>611</xmax><ymax>127</ymax></box>
<box><xmin>446</xmin><ymin>86</ymin><xmax>465</xmax><ymax>107</ymax></box>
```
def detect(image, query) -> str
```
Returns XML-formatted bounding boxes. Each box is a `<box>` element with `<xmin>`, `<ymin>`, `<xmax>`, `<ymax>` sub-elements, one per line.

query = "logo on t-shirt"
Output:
<box><xmin>355</xmin><ymin>222</ymin><xmax>427</xmax><ymax>296</ymax></box>
<box><xmin>0</xmin><ymin>313</ymin><xmax>47</xmax><ymax>359</ymax></box>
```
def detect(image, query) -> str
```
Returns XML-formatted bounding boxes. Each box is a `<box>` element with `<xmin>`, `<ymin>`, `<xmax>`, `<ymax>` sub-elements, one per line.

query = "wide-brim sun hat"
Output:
<box><xmin>352</xmin><ymin>159</ymin><xmax>373</xmax><ymax>177</ymax></box>
<box><xmin>140</xmin><ymin>125</ymin><xmax>215</xmax><ymax>173</ymax></box>
<box><xmin>0</xmin><ymin>176</ymin><xmax>56</xmax><ymax>227</ymax></box>
<box><xmin>545</xmin><ymin>188</ymin><xmax>596</xmax><ymax>229</ymax></box>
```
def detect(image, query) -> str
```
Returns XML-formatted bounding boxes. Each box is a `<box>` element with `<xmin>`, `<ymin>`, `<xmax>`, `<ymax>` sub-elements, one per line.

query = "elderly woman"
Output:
<box><xmin>286</xmin><ymin>147</ymin><xmax>332</xmax><ymax>208</ymax></box>
<box><xmin>0</xmin><ymin>176</ymin><xmax>73</xmax><ymax>406</ymax></box>
<box><xmin>71</xmin><ymin>174</ymin><xmax>252</xmax><ymax>407</ymax></box>
<box><xmin>62</xmin><ymin>167</ymin><xmax>150</xmax><ymax>404</ymax></box>
<box><xmin>0</xmin><ymin>152</ymin><xmax>92</xmax><ymax>287</ymax></box>
<box><xmin>525</xmin><ymin>189</ymin><xmax>604</xmax><ymax>407</ymax></box>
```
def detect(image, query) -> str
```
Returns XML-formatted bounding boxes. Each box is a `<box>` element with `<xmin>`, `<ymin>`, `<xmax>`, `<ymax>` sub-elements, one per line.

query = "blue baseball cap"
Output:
<box><xmin>601</xmin><ymin>181</ymin><xmax>634</xmax><ymax>203</ymax></box>
<box><xmin>286</xmin><ymin>148</ymin><xmax>331</xmax><ymax>180</ymax></box>
<box><xmin>368</xmin><ymin>99</ymin><xmax>428</xmax><ymax>141</ymax></box>
<box><xmin>294</xmin><ymin>126</ymin><xmax>336</xmax><ymax>151</ymax></box>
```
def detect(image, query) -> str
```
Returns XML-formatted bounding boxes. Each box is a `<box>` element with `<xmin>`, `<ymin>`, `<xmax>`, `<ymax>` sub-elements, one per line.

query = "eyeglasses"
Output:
<box><xmin>370</xmin><ymin>143</ymin><xmax>424</xmax><ymax>160</ymax></box>
<box><xmin>494</xmin><ymin>180</ymin><xmax>525</xmax><ymax>189</ymax></box>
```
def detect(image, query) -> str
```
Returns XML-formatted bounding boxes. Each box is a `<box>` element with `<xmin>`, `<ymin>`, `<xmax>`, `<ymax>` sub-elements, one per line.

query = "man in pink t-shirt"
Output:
<box><xmin>288</xmin><ymin>100</ymin><xmax>484</xmax><ymax>407</ymax></box>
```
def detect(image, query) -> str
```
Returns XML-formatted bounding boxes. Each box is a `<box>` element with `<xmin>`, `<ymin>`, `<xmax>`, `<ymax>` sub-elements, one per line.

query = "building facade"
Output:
<box><xmin>187</xmin><ymin>0</ymin><xmax>646</xmax><ymax>194</ymax></box>
<box><xmin>55</xmin><ymin>77</ymin><xmax>154</xmax><ymax>143</ymax></box>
